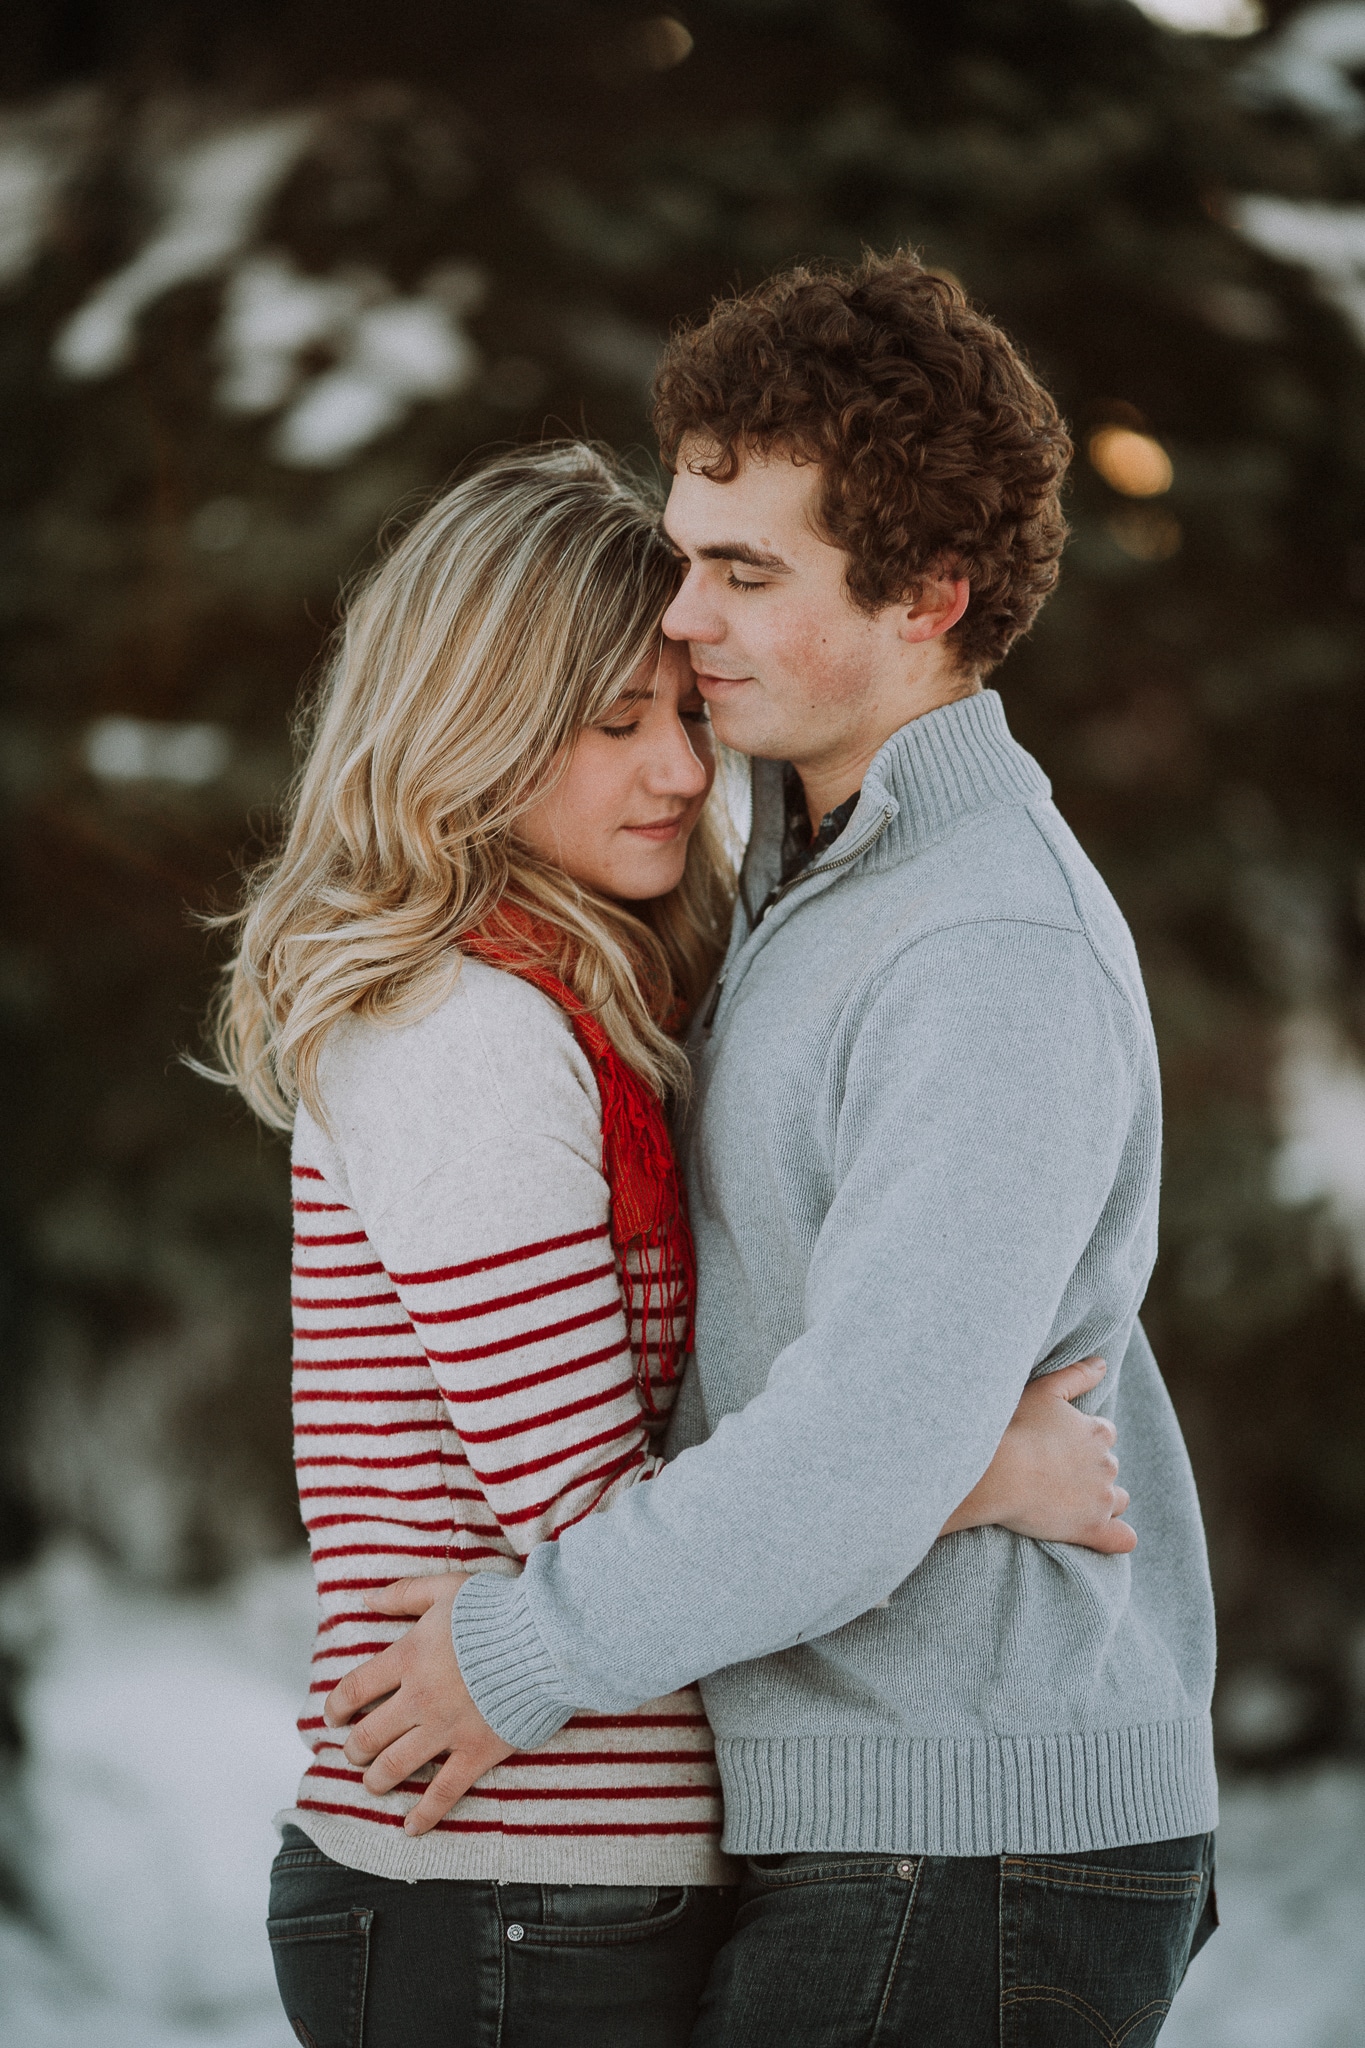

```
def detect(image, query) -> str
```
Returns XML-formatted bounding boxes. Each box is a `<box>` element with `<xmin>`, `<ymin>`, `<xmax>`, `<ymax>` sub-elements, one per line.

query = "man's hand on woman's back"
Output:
<box><xmin>324</xmin><ymin>1575</ymin><xmax>515</xmax><ymax>1834</ymax></box>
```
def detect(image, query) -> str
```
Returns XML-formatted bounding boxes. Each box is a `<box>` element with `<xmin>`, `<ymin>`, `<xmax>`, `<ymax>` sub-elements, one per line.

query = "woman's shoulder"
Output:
<box><xmin>317</xmin><ymin>955</ymin><xmax>602</xmax><ymax>1170</ymax></box>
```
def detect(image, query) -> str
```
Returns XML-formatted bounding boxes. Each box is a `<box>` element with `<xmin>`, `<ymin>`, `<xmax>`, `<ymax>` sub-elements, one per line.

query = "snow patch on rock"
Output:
<box><xmin>1275</xmin><ymin>1011</ymin><xmax>1365</xmax><ymax>1293</ymax></box>
<box><xmin>54</xmin><ymin>114</ymin><xmax>316</xmax><ymax>380</ymax></box>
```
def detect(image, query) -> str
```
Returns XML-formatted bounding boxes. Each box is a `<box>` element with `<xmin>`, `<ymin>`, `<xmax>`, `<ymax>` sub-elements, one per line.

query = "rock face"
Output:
<box><xmin>2</xmin><ymin>1</ymin><xmax>1365</xmax><ymax>1773</ymax></box>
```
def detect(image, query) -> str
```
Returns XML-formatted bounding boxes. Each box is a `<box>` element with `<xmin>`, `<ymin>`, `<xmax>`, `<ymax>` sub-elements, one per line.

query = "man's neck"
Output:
<box><xmin>792</xmin><ymin>674</ymin><xmax>982</xmax><ymax>833</ymax></box>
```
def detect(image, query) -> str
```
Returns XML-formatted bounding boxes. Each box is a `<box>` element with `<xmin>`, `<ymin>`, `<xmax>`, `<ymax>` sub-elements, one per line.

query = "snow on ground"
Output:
<box><xmin>0</xmin><ymin>1547</ymin><xmax>312</xmax><ymax>2048</ymax></box>
<box><xmin>0</xmin><ymin>1546</ymin><xmax>1362</xmax><ymax>2046</ymax></box>
<box><xmin>1161</xmin><ymin>1763</ymin><xmax>1365</xmax><ymax>2048</ymax></box>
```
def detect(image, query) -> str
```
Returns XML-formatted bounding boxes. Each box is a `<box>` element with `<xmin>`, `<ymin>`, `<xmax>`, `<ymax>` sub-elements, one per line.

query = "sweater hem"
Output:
<box><xmin>714</xmin><ymin>1716</ymin><xmax>1218</xmax><ymax>1857</ymax></box>
<box><xmin>276</xmin><ymin>1808</ymin><xmax>737</xmax><ymax>1885</ymax></box>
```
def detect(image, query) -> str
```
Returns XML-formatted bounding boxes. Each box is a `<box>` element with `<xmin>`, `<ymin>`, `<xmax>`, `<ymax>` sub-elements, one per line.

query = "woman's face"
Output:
<box><xmin>517</xmin><ymin>637</ymin><xmax>716</xmax><ymax>901</ymax></box>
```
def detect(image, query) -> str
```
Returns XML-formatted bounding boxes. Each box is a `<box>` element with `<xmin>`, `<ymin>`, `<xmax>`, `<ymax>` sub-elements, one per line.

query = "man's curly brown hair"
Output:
<box><xmin>651</xmin><ymin>251</ymin><xmax>1072</xmax><ymax>676</ymax></box>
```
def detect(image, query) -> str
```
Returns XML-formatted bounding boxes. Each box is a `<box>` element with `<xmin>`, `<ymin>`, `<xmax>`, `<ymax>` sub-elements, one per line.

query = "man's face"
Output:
<box><xmin>660</xmin><ymin>442</ymin><xmax>902</xmax><ymax>771</ymax></box>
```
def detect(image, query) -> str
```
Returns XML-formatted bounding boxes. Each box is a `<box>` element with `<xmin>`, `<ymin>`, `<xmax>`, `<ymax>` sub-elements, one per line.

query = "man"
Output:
<box><xmin>329</xmin><ymin>251</ymin><xmax>1218</xmax><ymax>2042</ymax></box>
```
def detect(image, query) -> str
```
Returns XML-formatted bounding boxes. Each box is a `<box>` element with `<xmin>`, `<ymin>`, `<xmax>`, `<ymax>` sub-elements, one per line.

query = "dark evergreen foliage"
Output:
<box><xmin>2</xmin><ymin>0</ymin><xmax>1363</xmax><ymax>1763</ymax></box>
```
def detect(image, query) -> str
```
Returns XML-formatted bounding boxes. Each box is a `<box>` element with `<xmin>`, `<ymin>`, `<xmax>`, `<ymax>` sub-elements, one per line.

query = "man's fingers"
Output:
<box><xmin>364</xmin><ymin>1577</ymin><xmax>440</xmax><ymax>1617</ymax></box>
<box><xmin>343</xmin><ymin>1694</ymin><xmax>417</xmax><ymax>1768</ymax></box>
<box><xmin>325</xmin><ymin>1646</ymin><xmax>405</xmax><ymax>1728</ymax></box>
<box><xmin>362</xmin><ymin>1726</ymin><xmax>449</xmax><ymax>1798</ymax></box>
<box><xmin>404</xmin><ymin>1751</ymin><xmax>486</xmax><ymax>1836</ymax></box>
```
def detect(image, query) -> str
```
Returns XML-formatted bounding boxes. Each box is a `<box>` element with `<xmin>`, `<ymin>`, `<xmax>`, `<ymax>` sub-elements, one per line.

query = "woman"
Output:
<box><xmin>208</xmin><ymin>443</ymin><xmax>1132</xmax><ymax>2048</ymax></box>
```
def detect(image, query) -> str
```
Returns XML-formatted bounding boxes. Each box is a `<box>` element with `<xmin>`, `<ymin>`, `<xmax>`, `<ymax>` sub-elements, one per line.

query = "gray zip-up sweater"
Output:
<box><xmin>453</xmin><ymin>689</ymin><xmax>1218</xmax><ymax>1858</ymax></box>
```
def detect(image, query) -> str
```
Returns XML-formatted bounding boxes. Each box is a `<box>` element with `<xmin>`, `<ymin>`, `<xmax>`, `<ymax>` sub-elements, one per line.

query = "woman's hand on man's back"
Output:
<box><xmin>939</xmin><ymin>1356</ymin><xmax>1137</xmax><ymax>1554</ymax></box>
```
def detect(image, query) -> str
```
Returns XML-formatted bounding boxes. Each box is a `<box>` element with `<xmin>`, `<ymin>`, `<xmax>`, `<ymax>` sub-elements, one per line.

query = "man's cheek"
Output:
<box><xmin>776</xmin><ymin>625</ymin><xmax>864</xmax><ymax>706</ymax></box>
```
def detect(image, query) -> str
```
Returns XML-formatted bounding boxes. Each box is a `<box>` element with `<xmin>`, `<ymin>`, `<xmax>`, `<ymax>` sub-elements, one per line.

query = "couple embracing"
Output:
<box><xmin>214</xmin><ymin>251</ymin><xmax>1217</xmax><ymax>2047</ymax></box>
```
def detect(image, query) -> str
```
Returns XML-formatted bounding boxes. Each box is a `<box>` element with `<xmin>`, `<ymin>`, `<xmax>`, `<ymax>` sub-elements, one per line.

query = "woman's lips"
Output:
<box><xmin>623</xmin><ymin>816</ymin><xmax>685</xmax><ymax>842</ymax></box>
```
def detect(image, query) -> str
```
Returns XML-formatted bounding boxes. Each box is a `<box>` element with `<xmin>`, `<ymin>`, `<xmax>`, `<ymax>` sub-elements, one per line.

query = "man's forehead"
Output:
<box><xmin>663</xmin><ymin>443</ymin><xmax>823</xmax><ymax>553</ymax></box>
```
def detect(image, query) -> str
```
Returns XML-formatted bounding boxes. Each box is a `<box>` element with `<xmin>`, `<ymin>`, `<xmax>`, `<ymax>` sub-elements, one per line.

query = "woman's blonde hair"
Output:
<box><xmin>205</xmin><ymin>441</ymin><xmax>736</xmax><ymax>1130</ymax></box>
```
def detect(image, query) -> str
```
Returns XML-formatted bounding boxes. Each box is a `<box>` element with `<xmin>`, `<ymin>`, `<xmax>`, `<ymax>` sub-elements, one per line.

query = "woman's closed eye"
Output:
<box><xmin>594</xmin><ymin>693</ymin><xmax>651</xmax><ymax>739</ymax></box>
<box><xmin>595</xmin><ymin>700</ymin><xmax>710</xmax><ymax>740</ymax></box>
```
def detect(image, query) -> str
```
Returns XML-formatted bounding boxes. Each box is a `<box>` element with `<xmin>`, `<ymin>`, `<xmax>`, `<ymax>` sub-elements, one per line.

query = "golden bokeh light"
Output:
<box><xmin>1107</xmin><ymin>505</ymin><xmax>1182</xmax><ymax>562</ymax></box>
<box><xmin>1088</xmin><ymin>425</ymin><xmax>1174</xmax><ymax>498</ymax></box>
<box><xmin>636</xmin><ymin>16</ymin><xmax>694</xmax><ymax>69</ymax></box>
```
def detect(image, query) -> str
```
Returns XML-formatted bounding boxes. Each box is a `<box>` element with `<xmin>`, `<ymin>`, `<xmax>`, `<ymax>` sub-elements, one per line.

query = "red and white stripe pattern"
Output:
<box><xmin>286</xmin><ymin>1151</ymin><xmax>727</xmax><ymax>1883</ymax></box>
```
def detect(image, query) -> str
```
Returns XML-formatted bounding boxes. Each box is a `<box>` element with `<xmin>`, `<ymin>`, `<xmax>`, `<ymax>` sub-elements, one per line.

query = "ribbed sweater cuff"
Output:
<box><xmin>450</xmin><ymin>1572</ymin><xmax>576</xmax><ymax>1750</ymax></box>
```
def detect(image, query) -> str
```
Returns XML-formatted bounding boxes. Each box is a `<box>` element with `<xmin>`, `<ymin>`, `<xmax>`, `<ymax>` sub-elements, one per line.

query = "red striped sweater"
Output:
<box><xmin>279</xmin><ymin>956</ymin><xmax>731</xmax><ymax>1883</ymax></box>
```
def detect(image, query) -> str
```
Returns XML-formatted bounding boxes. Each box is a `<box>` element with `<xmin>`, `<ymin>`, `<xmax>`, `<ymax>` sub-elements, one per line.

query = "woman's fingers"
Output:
<box><xmin>1088</xmin><ymin>1513</ymin><xmax>1138</xmax><ymax>1556</ymax></box>
<box><xmin>1046</xmin><ymin>1355</ymin><xmax>1107</xmax><ymax>1402</ymax></box>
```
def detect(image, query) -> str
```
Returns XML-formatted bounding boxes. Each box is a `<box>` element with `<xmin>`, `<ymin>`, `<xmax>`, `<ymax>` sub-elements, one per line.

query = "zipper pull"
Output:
<box><xmin>701</xmin><ymin>976</ymin><xmax>725</xmax><ymax>1032</ymax></box>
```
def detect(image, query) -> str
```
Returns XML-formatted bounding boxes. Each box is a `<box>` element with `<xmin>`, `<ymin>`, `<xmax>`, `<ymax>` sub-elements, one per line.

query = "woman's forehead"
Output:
<box><xmin>608</xmin><ymin>641</ymin><xmax>695</xmax><ymax>698</ymax></box>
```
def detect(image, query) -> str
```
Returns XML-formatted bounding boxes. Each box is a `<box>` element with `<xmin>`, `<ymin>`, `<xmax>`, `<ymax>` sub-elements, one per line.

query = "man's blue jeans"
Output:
<box><xmin>688</xmin><ymin>1831</ymin><xmax>1217</xmax><ymax>2047</ymax></box>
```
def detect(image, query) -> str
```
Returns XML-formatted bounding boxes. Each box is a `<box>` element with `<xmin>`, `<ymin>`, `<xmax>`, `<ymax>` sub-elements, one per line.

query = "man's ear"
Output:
<box><xmin>896</xmin><ymin>572</ymin><xmax>970</xmax><ymax>646</ymax></box>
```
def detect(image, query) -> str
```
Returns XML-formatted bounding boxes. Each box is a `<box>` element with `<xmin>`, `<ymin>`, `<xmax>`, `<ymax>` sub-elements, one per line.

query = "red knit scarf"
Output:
<box><xmin>461</xmin><ymin>908</ymin><xmax>695</xmax><ymax>1412</ymax></box>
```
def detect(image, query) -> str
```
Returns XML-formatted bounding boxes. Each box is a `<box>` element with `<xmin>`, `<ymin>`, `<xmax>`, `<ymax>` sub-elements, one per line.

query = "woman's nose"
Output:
<box><xmin>644</xmin><ymin>716</ymin><xmax>711</xmax><ymax>798</ymax></box>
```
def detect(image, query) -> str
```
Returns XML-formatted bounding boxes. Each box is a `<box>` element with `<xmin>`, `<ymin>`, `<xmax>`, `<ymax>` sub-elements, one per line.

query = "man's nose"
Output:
<box><xmin>662</xmin><ymin>572</ymin><xmax>722</xmax><ymax>645</ymax></box>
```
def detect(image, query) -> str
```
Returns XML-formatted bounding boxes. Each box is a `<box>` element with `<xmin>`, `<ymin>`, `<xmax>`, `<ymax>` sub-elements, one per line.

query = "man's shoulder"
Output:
<box><xmin>909</xmin><ymin>797</ymin><xmax>1083</xmax><ymax>928</ymax></box>
<box><xmin>867</xmin><ymin>797</ymin><xmax>1150</xmax><ymax>1020</ymax></box>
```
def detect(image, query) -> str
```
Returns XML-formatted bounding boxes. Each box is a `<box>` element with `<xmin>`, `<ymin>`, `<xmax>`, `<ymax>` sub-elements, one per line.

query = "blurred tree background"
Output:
<box><xmin>2</xmin><ymin>0</ymin><xmax>1364</xmax><ymax>1797</ymax></box>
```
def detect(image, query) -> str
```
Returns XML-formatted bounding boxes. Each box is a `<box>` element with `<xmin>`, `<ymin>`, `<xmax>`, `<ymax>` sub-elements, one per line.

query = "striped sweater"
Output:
<box><xmin>278</xmin><ymin>955</ymin><xmax>731</xmax><ymax>1884</ymax></box>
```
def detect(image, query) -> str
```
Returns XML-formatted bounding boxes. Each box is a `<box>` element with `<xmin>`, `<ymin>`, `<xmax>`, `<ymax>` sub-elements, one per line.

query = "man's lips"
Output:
<box><xmin>694</xmin><ymin>670</ymin><xmax>752</xmax><ymax>694</ymax></box>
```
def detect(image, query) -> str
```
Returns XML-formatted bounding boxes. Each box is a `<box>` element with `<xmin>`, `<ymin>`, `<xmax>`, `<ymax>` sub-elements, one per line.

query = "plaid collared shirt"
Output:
<box><xmin>779</xmin><ymin>763</ymin><xmax>862</xmax><ymax>886</ymax></box>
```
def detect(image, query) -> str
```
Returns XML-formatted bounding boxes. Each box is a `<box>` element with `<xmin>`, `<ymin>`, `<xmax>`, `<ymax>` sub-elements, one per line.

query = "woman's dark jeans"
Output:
<box><xmin>688</xmin><ymin>1830</ymin><xmax>1218</xmax><ymax>2048</ymax></box>
<box><xmin>267</xmin><ymin>1825</ymin><xmax>736</xmax><ymax>2048</ymax></box>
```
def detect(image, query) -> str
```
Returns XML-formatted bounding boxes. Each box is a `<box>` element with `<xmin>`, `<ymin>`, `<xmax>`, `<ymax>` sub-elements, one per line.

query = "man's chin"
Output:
<box><xmin>707</xmin><ymin>707</ymin><xmax>791</xmax><ymax>761</ymax></box>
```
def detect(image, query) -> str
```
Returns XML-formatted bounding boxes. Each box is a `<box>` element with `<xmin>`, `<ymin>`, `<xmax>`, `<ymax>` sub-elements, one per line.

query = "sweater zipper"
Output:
<box><xmin>761</xmin><ymin>803</ymin><xmax>896</xmax><ymax>919</ymax></box>
<box><xmin>703</xmin><ymin>804</ymin><xmax>895</xmax><ymax>1034</ymax></box>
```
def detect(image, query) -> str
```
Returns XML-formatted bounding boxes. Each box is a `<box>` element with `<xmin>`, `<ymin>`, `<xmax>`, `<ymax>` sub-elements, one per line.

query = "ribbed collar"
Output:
<box><xmin>859</xmin><ymin>686</ymin><xmax>1051</xmax><ymax>852</ymax></box>
<box><xmin>739</xmin><ymin>689</ymin><xmax>1050</xmax><ymax>921</ymax></box>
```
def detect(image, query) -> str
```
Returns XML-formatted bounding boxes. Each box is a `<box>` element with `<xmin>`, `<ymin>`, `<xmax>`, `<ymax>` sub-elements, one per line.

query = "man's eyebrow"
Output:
<box><xmin>690</xmin><ymin>542</ymin><xmax>792</xmax><ymax>572</ymax></box>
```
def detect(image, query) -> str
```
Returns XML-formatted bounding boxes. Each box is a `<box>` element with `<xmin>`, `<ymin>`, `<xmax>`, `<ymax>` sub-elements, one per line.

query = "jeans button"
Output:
<box><xmin>895</xmin><ymin>1860</ymin><xmax>914</xmax><ymax>1879</ymax></box>
<box><xmin>506</xmin><ymin>1922</ymin><xmax>525</xmax><ymax>1942</ymax></box>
